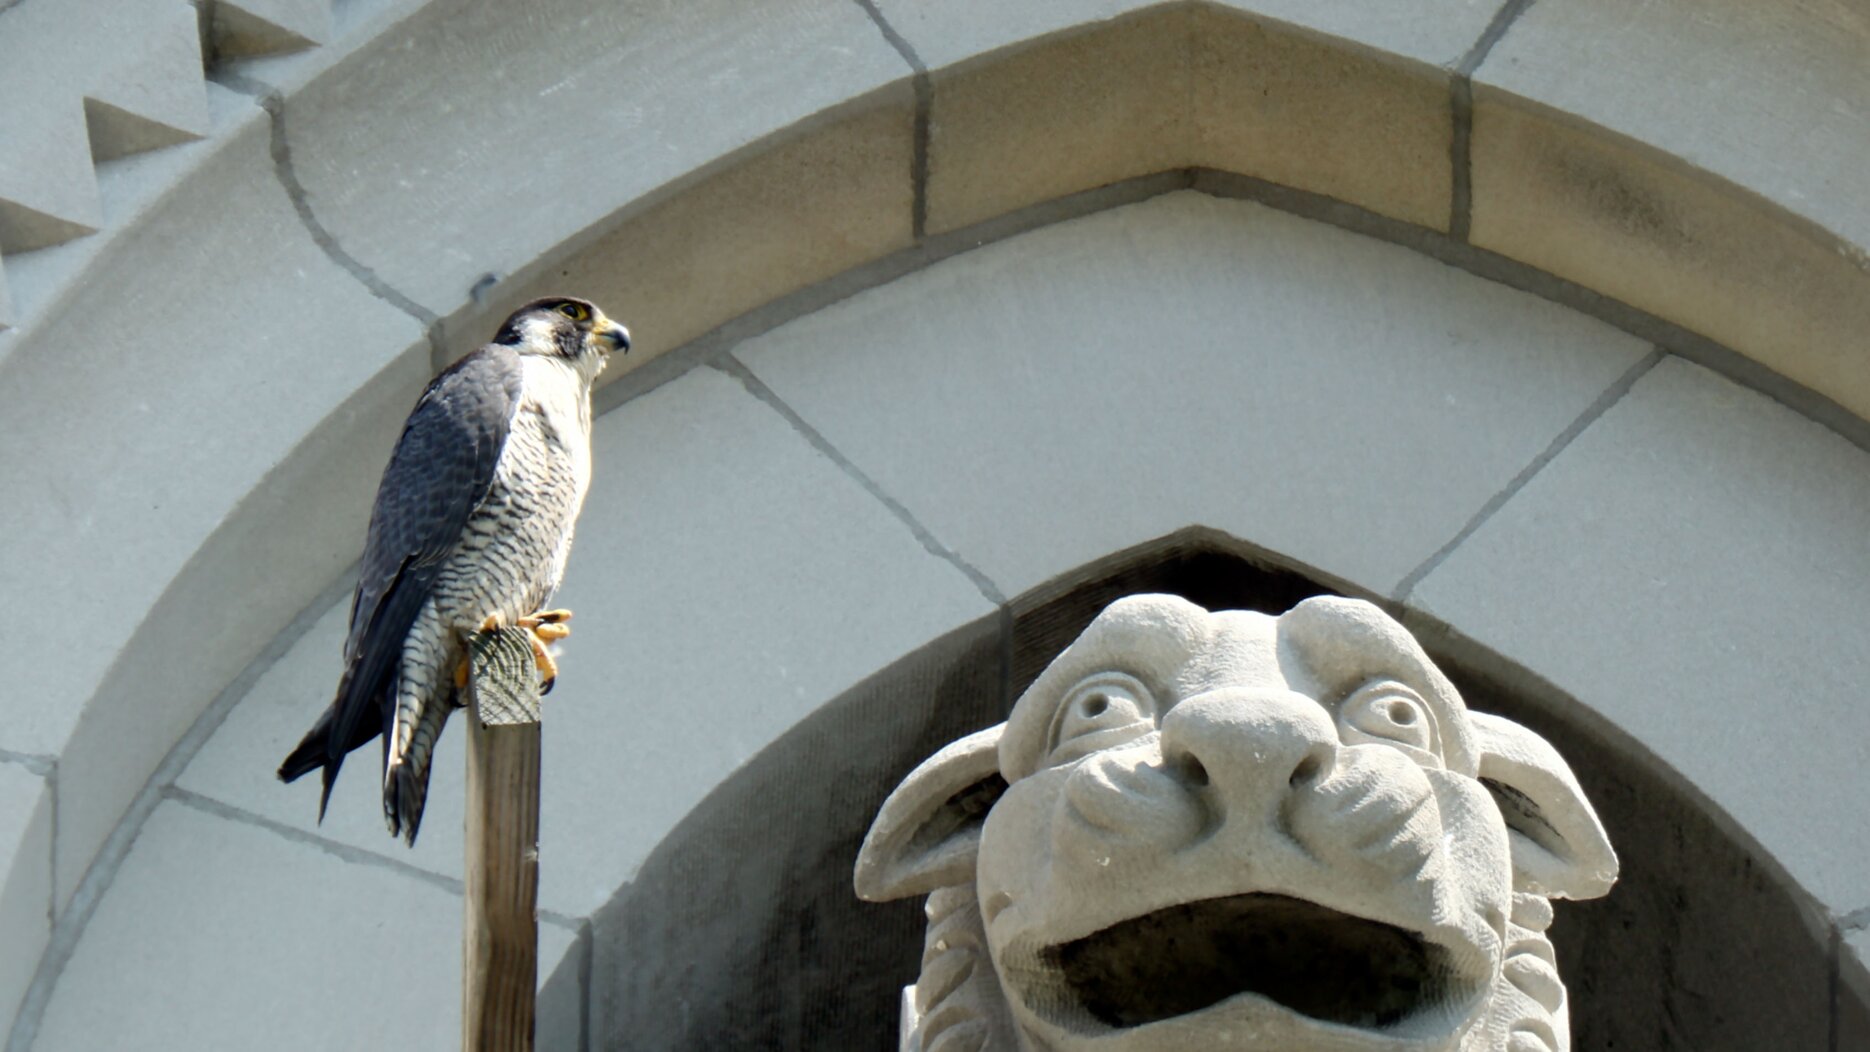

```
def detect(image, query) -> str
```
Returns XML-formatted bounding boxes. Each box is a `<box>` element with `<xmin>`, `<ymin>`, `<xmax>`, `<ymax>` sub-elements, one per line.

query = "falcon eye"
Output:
<box><xmin>557</xmin><ymin>302</ymin><xmax>589</xmax><ymax>321</ymax></box>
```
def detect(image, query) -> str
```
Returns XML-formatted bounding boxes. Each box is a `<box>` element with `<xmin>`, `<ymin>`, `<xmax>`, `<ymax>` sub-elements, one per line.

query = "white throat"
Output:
<box><xmin>515</xmin><ymin>316</ymin><xmax>609</xmax><ymax>387</ymax></box>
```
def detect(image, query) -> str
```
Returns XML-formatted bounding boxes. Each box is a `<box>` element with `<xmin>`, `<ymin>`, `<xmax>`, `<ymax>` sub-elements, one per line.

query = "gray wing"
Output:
<box><xmin>277</xmin><ymin>345</ymin><xmax>524</xmax><ymax>813</ymax></box>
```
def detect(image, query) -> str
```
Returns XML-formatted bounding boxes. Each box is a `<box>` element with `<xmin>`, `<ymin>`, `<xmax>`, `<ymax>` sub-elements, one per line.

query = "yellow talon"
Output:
<box><xmin>527</xmin><ymin>630</ymin><xmax>560</xmax><ymax>688</ymax></box>
<box><xmin>517</xmin><ymin>609</ymin><xmax>572</xmax><ymax>629</ymax></box>
<box><xmin>466</xmin><ymin>609</ymin><xmax>572</xmax><ymax>690</ymax></box>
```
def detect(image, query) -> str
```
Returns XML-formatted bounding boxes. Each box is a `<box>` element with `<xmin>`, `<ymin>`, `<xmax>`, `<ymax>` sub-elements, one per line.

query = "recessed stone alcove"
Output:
<box><xmin>561</xmin><ymin>531</ymin><xmax>1842</xmax><ymax>1050</ymax></box>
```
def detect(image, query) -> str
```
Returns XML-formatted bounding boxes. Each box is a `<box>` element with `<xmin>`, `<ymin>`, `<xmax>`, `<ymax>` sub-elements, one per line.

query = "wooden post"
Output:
<box><xmin>463</xmin><ymin>627</ymin><xmax>544</xmax><ymax>1052</ymax></box>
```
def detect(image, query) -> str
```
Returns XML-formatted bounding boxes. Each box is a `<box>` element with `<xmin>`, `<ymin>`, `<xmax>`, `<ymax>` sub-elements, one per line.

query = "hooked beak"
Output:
<box><xmin>593</xmin><ymin>310</ymin><xmax>631</xmax><ymax>355</ymax></box>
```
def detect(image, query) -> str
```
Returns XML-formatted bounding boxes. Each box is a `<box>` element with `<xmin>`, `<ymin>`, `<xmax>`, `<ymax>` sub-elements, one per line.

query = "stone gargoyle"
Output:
<box><xmin>856</xmin><ymin>594</ymin><xmax>1617</xmax><ymax>1052</ymax></box>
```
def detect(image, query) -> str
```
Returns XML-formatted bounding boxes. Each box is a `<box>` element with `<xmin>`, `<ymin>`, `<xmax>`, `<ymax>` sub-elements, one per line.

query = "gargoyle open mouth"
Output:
<box><xmin>1036</xmin><ymin>893</ymin><xmax>1462</xmax><ymax>1031</ymax></box>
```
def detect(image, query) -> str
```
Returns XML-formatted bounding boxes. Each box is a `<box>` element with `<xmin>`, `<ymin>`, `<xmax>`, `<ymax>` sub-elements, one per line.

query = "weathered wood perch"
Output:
<box><xmin>463</xmin><ymin>625</ymin><xmax>544</xmax><ymax>1052</ymax></box>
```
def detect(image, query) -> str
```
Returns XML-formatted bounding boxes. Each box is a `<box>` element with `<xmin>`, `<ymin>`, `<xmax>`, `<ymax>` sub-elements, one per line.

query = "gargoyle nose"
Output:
<box><xmin>1160</xmin><ymin>690</ymin><xmax>1338</xmax><ymax>816</ymax></box>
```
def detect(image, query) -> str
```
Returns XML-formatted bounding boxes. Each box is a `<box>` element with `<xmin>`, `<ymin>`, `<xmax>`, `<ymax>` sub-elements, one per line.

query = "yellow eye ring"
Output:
<box><xmin>557</xmin><ymin>302</ymin><xmax>589</xmax><ymax>321</ymax></box>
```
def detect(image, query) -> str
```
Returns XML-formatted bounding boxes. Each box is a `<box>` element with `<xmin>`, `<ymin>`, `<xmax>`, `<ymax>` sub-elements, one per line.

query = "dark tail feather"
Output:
<box><xmin>276</xmin><ymin>734</ymin><xmax>324</xmax><ymax>784</ymax></box>
<box><xmin>280</xmin><ymin>678</ymin><xmax>385</xmax><ymax>824</ymax></box>
<box><xmin>277</xmin><ymin>717</ymin><xmax>346</xmax><ymax>824</ymax></box>
<box><xmin>278</xmin><ymin>701</ymin><xmax>335</xmax><ymax>783</ymax></box>
<box><xmin>316</xmin><ymin>759</ymin><xmax>342</xmax><ymax>823</ymax></box>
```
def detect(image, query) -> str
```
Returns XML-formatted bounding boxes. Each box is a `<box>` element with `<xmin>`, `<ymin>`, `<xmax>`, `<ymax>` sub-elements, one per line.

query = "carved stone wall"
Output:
<box><xmin>4</xmin><ymin>0</ymin><xmax>1865</xmax><ymax>1030</ymax></box>
<box><xmin>564</xmin><ymin>538</ymin><xmax>1843</xmax><ymax>1048</ymax></box>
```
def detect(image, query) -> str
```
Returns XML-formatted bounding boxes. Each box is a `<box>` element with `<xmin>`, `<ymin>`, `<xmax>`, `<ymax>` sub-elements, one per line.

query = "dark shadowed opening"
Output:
<box><xmin>1044</xmin><ymin>893</ymin><xmax>1453</xmax><ymax>1030</ymax></box>
<box><xmin>549</xmin><ymin>528</ymin><xmax>1852</xmax><ymax>1050</ymax></box>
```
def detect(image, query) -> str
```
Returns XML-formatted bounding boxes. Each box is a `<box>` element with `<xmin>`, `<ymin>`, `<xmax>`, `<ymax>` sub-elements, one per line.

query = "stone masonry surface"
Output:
<box><xmin>1414</xmin><ymin>357</ymin><xmax>1870</xmax><ymax>914</ymax></box>
<box><xmin>740</xmin><ymin>192</ymin><xmax>1651</xmax><ymax>600</ymax></box>
<box><xmin>31</xmin><ymin>801</ymin><xmax>574</xmax><ymax>1052</ymax></box>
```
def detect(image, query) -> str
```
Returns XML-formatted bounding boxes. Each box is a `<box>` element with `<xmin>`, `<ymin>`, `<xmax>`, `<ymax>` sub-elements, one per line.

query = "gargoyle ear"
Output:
<box><xmin>1469</xmin><ymin>711</ymin><xmax>1619</xmax><ymax>901</ymax></box>
<box><xmin>855</xmin><ymin>725</ymin><xmax>1009</xmax><ymax>902</ymax></box>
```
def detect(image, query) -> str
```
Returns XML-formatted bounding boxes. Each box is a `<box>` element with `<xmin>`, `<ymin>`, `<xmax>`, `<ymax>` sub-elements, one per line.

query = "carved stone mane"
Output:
<box><xmin>857</xmin><ymin>595</ymin><xmax>1617</xmax><ymax>1052</ymax></box>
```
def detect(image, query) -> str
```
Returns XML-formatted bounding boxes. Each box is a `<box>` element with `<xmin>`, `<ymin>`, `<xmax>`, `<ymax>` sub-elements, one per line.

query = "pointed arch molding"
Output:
<box><xmin>0</xmin><ymin>0</ymin><xmax>1866</xmax><ymax>1041</ymax></box>
<box><xmin>559</xmin><ymin>532</ymin><xmax>1842</xmax><ymax>1048</ymax></box>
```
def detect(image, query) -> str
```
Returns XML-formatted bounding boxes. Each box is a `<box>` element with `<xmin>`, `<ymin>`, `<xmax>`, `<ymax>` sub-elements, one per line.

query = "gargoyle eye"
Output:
<box><xmin>1337</xmin><ymin>679</ymin><xmax>1439</xmax><ymax>762</ymax></box>
<box><xmin>1047</xmin><ymin>674</ymin><xmax>1156</xmax><ymax>767</ymax></box>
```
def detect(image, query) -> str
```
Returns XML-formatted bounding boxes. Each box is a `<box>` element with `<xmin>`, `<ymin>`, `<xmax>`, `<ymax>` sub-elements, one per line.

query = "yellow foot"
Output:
<box><xmin>453</xmin><ymin>659</ymin><xmax>470</xmax><ymax>689</ymax></box>
<box><xmin>473</xmin><ymin>610</ymin><xmax>572</xmax><ymax>692</ymax></box>
<box><xmin>518</xmin><ymin>609</ymin><xmax>572</xmax><ymax>642</ymax></box>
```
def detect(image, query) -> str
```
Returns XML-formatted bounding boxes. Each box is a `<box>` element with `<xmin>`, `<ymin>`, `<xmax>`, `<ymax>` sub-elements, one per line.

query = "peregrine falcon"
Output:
<box><xmin>278</xmin><ymin>297</ymin><xmax>629</xmax><ymax>844</ymax></box>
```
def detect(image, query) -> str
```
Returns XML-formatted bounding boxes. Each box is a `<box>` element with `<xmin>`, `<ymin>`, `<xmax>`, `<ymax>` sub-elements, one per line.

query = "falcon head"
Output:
<box><xmin>494</xmin><ymin>297</ymin><xmax>631</xmax><ymax>367</ymax></box>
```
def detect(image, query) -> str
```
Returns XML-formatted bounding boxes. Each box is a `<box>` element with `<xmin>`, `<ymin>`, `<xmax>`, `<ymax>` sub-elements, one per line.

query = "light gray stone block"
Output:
<box><xmin>873</xmin><ymin>0</ymin><xmax>1145</xmax><ymax>71</ymax></box>
<box><xmin>0</xmin><ymin>82</ymin><xmax>272</xmax><ymax>397</ymax></box>
<box><xmin>47</xmin><ymin>340</ymin><xmax>430</xmax><ymax>911</ymax></box>
<box><xmin>475</xmin><ymin>89</ymin><xmax>915</xmax><ymax>390</ymax></box>
<box><xmin>1</xmin><ymin>82</ymin><xmax>246</xmax><ymax>354</ymax></box>
<box><xmin>874</xmin><ymin>0</ymin><xmax>1501</xmax><ymax>71</ymax></box>
<box><xmin>0</xmin><ymin>94</ymin><xmax>101</xmax><ymax>254</ymax></box>
<box><xmin>0</xmin><ymin>100</ymin><xmax>424</xmax><ymax>759</ymax></box>
<box><xmin>0</xmin><ymin>97</ymin><xmax>429</xmax><ymax>911</ymax></box>
<box><xmin>0</xmin><ymin>763</ymin><xmax>51</xmax><ymax>1030</ymax></box>
<box><xmin>32</xmin><ymin>801</ymin><xmax>575</xmax><ymax>1052</ymax></box>
<box><xmin>540</xmin><ymin>367</ymin><xmax>992</xmax><ymax>914</ymax></box>
<box><xmin>1413</xmin><ymin>357</ymin><xmax>1870</xmax><ymax>913</ymax></box>
<box><xmin>184</xmin><ymin>366</ymin><xmax>994</xmax><ymax>919</ymax></box>
<box><xmin>263</xmin><ymin>0</ymin><xmax>911</xmax><ymax>315</ymax></box>
<box><xmin>79</xmin><ymin>1</ymin><xmax>209</xmax><ymax>162</ymax></box>
<box><xmin>179</xmin><ymin>571</ymin><xmax>472</xmax><ymax>883</ymax></box>
<box><xmin>740</xmin><ymin>192</ymin><xmax>1650</xmax><ymax>601</ymax></box>
<box><xmin>0</xmin><ymin>0</ymin><xmax>211</xmax><ymax>252</ymax></box>
<box><xmin>211</xmin><ymin>0</ymin><xmax>432</xmax><ymax>91</ymax></box>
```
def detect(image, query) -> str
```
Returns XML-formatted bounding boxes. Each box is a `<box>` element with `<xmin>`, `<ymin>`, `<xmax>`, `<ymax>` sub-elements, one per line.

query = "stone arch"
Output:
<box><xmin>568</xmin><ymin>531</ymin><xmax>1835</xmax><ymax>1049</ymax></box>
<box><xmin>2</xmin><ymin>0</ymin><xmax>1866</xmax><ymax>1043</ymax></box>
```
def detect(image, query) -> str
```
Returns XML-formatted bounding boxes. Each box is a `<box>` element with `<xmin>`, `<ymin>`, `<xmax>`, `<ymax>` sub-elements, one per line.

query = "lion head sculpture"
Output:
<box><xmin>856</xmin><ymin>594</ymin><xmax>1617</xmax><ymax>1052</ymax></box>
